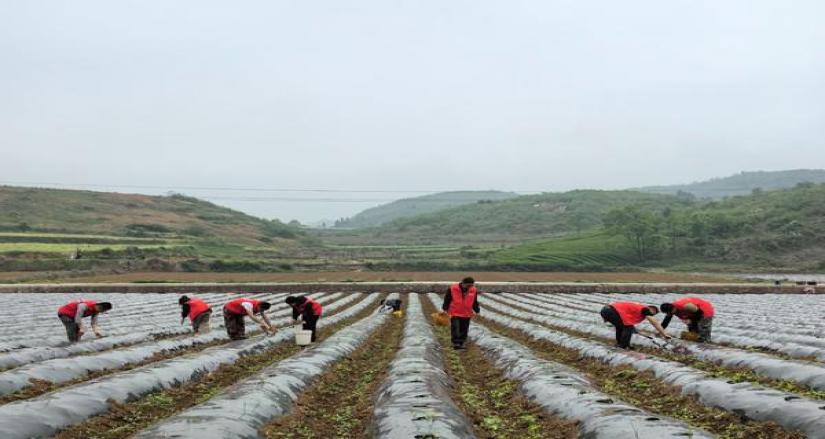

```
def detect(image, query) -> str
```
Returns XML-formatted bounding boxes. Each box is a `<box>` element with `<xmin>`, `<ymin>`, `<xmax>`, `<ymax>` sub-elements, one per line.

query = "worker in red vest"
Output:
<box><xmin>223</xmin><ymin>298</ymin><xmax>273</xmax><ymax>340</ymax></box>
<box><xmin>285</xmin><ymin>296</ymin><xmax>323</xmax><ymax>342</ymax></box>
<box><xmin>600</xmin><ymin>301</ymin><xmax>669</xmax><ymax>349</ymax></box>
<box><xmin>178</xmin><ymin>296</ymin><xmax>213</xmax><ymax>335</ymax></box>
<box><xmin>57</xmin><ymin>300</ymin><xmax>113</xmax><ymax>343</ymax></box>
<box><xmin>660</xmin><ymin>297</ymin><xmax>715</xmax><ymax>342</ymax></box>
<box><xmin>442</xmin><ymin>277</ymin><xmax>480</xmax><ymax>350</ymax></box>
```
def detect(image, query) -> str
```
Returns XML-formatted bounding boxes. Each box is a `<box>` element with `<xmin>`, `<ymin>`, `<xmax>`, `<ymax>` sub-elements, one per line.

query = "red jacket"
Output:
<box><xmin>224</xmin><ymin>298</ymin><xmax>262</xmax><ymax>316</ymax></box>
<box><xmin>187</xmin><ymin>298</ymin><xmax>211</xmax><ymax>321</ymax></box>
<box><xmin>447</xmin><ymin>283</ymin><xmax>477</xmax><ymax>318</ymax></box>
<box><xmin>58</xmin><ymin>300</ymin><xmax>97</xmax><ymax>318</ymax></box>
<box><xmin>672</xmin><ymin>297</ymin><xmax>715</xmax><ymax>319</ymax></box>
<box><xmin>297</xmin><ymin>298</ymin><xmax>323</xmax><ymax>317</ymax></box>
<box><xmin>611</xmin><ymin>302</ymin><xmax>648</xmax><ymax>326</ymax></box>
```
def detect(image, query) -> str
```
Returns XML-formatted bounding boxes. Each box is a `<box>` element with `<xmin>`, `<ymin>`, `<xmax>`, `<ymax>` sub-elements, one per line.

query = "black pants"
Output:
<box><xmin>192</xmin><ymin>310</ymin><xmax>212</xmax><ymax>334</ymax></box>
<box><xmin>224</xmin><ymin>310</ymin><xmax>246</xmax><ymax>340</ymax></box>
<box><xmin>450</xmin><ymin>317</ymin><xmax>471</xmax><ymax>347</ymax></box>
<box><xmin>600</xmin><ymin>306</ymin><xmax>634</xmax><ymax>349</ymax></box>
<box><xmin>303</xmin><ymin>313</ymin><xmax>319</xmax><ymax>342</ymax></box>
<box><xmin>58</xmin><ymin>314</ymin><xmax>81</xmax><ymax>343</ymax></box>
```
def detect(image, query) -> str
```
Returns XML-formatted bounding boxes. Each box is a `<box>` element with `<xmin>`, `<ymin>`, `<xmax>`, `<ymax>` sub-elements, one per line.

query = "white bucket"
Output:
<box><xmin>295</xmin><ymin>329</ymin><xmax>313</xmax><ymax>346</ymax></box>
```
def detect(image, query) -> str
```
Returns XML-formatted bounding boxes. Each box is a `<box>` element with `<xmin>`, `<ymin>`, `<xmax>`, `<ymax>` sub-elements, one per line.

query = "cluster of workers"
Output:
<box><xmin>56</xmin><ymin>295</ymin><xmax>325</xmax><ymax>343</ymax></box>
<box><xmin>55</xmin><ymin>278</ymin><xmax>713</xmax><ymax>351</ymax></box>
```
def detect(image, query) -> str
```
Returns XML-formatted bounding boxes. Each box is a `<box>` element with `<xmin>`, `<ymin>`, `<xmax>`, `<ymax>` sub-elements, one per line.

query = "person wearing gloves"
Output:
<box><xmin>442</xmin><ymin>277</ymin><xmax>480</xmax><ymax>350</ymax></box>
<box><xmin>178</xmin><ymin>295</ymin><xmax>213</xmax><ymax>335</ymax></box>
<box><xmin>600</xmin><ymin>301</ymin><xmax>669</xmax><ymax>349</ymax></box>
<box><xmin>222</xmin><ymin>298</ymin><xmax>274</xmax><ymax>340</ymax></box>
<box><xmin>57</xmin><ymin>299</ymin><xmax>113</xmax><ymax>343</ymax></box>
<box><xmin>660</xmin><ymin>297</ymin><xmax>715</xmax><ymax>342</ymax></box>
<box><xmin>285</xmin><ymin>296</ymin><xmax>323</xmax><ymax>342</ymax></box>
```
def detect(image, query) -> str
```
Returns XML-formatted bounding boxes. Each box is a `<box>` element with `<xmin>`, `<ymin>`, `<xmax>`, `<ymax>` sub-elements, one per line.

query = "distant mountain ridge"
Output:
<box><xmin>635</xmin><ymin>169</ymin><xmax>825</xmax><ymax>199</ymax></box>
<box><xmin>334</xmin><ymin>190</ymin><xmax>518</xmax><ymax>229</ymax></box>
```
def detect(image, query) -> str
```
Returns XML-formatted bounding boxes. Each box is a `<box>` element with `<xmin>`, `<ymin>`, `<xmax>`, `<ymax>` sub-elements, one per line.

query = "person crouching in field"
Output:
<box><xmin>57</xmin><ymin>300</ymin><xmax>112</xmax><ymax>343</ymax></box>
<box><xmin>179</xmin><ymin>295</ymin><xmax>212</xmax><ymax>335</ymax></box>
<box><xmin>285</xmin><ymin>296</ymin><xmax>323</xmax><ymax>342</ymax></box>
<box><xmin>442</xmin><ymin>277</ymin><xmax>480</xmax><ymax>350</ymax></box>
<box><xmin>600</xmin><ymin>301</ymin><xmax>669</xmax><ymax>349</ymax></box>
<box><xmin>223</xmin><ymin>298</ymin><xmax>274</xmax><ymax>340</ymax></box>
<box><xmin>660</xmin><ymin>297</ymin><xmax>714</xmax><ymax>342</ymax></box>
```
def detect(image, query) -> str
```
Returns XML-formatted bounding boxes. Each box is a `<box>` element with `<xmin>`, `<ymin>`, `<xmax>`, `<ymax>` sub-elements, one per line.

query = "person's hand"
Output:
<box><xmin>77</xmin><ymin>328</ymin><xmax>85</xmax><ymax>339</ymax></box>
<box><xmin>661</xmin><ymin>334</ymin><xmax>671</xmax><ymax>340</ymax></box>
<box><xmin>94</xmin><ymin>330</ymin><xmax>104</xmax><ymax>338</ymax></box>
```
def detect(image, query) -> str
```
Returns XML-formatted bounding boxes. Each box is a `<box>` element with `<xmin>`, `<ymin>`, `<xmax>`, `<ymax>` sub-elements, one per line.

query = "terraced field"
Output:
<box><xmin>0</xmin><ymin>290</ymin><xmax>822</xmax><ymax>438</ymax></box>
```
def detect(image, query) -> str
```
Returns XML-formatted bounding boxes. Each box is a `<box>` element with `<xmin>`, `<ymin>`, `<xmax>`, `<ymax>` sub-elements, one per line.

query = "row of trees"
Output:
<box><xmin>602</xmin><ymin>205</ymin><xmax>743</xmax><ymax>261</ymax></box>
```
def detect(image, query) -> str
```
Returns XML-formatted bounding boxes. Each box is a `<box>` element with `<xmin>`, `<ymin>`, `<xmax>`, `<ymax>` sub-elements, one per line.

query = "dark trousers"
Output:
<box><xmin>600</xmin><ymin>306</ymin><xmax>634</xmax><ymax>349</ymax></box>
<box><xmin>58</xmin><ymin>314</ymin><xmax>81</xmax><ymax>343</ymax></box>
<box><xmin>192</xmin><ymin>310</ymin><xmax>212</xmax><ymax>333</ymax></box>
<box><xmin>450</xmin><ymin>317</ymin><xmax>471</xmax><ymax>347</ymax></box>
<box><xmin>223</xmin><ymin>310</ymin><xmax>246</xmax><ymax>340</ymax></box>
<box><xmin>303</xmin><ymin>313</ymin><xmax>319</xmax><ymax>342</ymax></box>
<box><xmin>688</xmin><ymin>317</ymin><xmax>713</xmax><ymax>342</ymax></box>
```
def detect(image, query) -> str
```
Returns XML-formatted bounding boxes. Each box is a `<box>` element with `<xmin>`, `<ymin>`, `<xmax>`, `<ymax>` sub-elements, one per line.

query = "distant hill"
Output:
<box><xmin>359</xmin><ymin>190</ymin><xmax>691</xmax><ymax>243</ymax></box>
<box><xmin>0</xmin><ymin>186</ymin><xmax>302</xmax><ymax>245</ymax></box>
<box><xmin>335</xmin><ymin>191</ymin><xmax>518</xmax><ymax>229</ymax></box>
<box><xmin>636</xmin><ymin>169</ymin><xmax>825</xmax><ymax>199</ymax></box>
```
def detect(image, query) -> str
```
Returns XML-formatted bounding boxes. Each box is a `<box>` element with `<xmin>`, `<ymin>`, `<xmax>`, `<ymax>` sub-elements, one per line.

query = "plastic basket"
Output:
<box><xmin>431</xmin><ymin>312</ymin><xmax>450</xmax><ymax>326</ymax></box>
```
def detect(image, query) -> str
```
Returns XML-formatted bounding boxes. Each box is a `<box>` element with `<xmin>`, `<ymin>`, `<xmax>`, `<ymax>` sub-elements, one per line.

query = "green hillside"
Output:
<box><xmin>636</xmin><ymin>169</ymin><xmax>825</xmax><ymax>199</ymax></box>
<box><xmin>355</xmin><ymin>190</ymin><xmax>693</xmax><ymax>244</ymax></box>
<box><xmin>497</xmin><ymin>182</ymin><xmax>825</xmax><ymax>272</ymax></box>
<box><xmin>0</xmin><ymin>185</ymin><xmax>302</xmax><ymax>245</ymax></box>
<box><xmin>335</xmin><ymin>191</ymin><xmax>518</xmax><ymax>228</ymax></box>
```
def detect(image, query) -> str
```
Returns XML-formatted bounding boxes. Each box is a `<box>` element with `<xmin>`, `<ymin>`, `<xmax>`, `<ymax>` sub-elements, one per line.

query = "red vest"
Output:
<box><xmin>447</xmin><ymin>284</ymin><xmax>477</xmax><ymax>318</ymax></box>
<box><xmin>187</xmin><ymin>298</ymin><xmax>211</xmax><ymax>321</ymax></box>
<box><xmin>298</xmin><ymin>298</ymin><xmax>323</xmax><ymax>316</ymax></box>
<box><xmin>58</xmin><ymin>300</ymin><xmax>97</xmax><ymax>318</ymax></box>
<box><xmin>224</xmin><ymin>298</ymin><xmax>261</xmax><ymax>315</ymax></box>
<box><xmin>611</xmin><ymin>302</ymin><xmax>647</xmax><ymax>326</ymax></box>
<box><xmin>672</xmin><ymin>297</ymin><xmax>714</xmax><ymax>319</ymax></box>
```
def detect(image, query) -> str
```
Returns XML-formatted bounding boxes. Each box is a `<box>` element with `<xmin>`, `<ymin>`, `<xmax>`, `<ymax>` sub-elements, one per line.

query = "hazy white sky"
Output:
<box><xmin>2</xmin><ymin>1</ymin><xmax>824</xmax><ymax>222</ymax></box>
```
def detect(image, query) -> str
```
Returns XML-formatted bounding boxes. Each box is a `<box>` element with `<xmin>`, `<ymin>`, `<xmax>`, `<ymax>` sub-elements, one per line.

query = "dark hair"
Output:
<box><xmin>285</xmin><ymin>296</ymin><xmax>298</xmax><ymax>305</ymax></box>
<box><xmin>461</xmin><ymin>277</ymin><xmax>475</xmax><ymax>284</ymax></box>
<box><xmin>642</xmin><ymin>305</ymin><xmax>659</xmax><ymax>316</ymax></box>
<box><xmin>660</xmin><ymin>303</ymin><xmax>674</xmax><ymax>314</ymax></box>
<box><xmin>260</xmin><ymin>301</ymin><xmax>272</xmax><ymax>311</ymax></box>
<box><xmin>179</xmin><ymin>295</ymin><xmax>190</xmax><ymax>305</ymax></box>
<box><xmin>97</xmin><ymin>302</ymin><xmax>113</xmax><ymax>312</ymax></box>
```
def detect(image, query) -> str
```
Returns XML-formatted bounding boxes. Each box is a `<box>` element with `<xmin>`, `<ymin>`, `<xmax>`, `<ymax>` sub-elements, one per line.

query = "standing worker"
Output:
<box><xmin>57</xmin><ymin>299</ymin><xmax>113</xmax><ymax>343</ymax></box>
<box><xmin>442</xmin><ymin>277</ymin><xmax>480</xmax><ymax>350</ymax></box>
<box><xmin>600</xmin><ymin>301</ymin><xmax>669</xmax><ymax>349</ymax></box>
<box><xmin>660</xmin><ymin>297</ymin><xmax>714</xmax><ymax>342</ymax></box>
<box><xmin>179</xmin><ymin>295</ymin><xmax>213</xmax><ymax>335</ymax></box>
<box><xmin>285</xmin><ymin>296</ymin><xmax>323</xmax><ymax>342</ymax></box>
<box><xmin>223</xmin><ymin>298</ymin><xmax>274</xmax><ymax>340</ymax></box>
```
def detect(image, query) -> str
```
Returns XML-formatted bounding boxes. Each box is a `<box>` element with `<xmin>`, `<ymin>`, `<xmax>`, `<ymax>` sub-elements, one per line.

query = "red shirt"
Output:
<box><xmin>187</xmin><ymin>298</ymin><xmax>211</xmax><ymax>321</ymax></box>
<box><xmin>611</xmin><ymin>302</ymin><xmax>648</xmax><ymax>326</ymax></box>
<box><xmin>58</xmin><ymin>300</ymin><xmax>97</xmax><ymax>319</ymax></box>
<box><xmin>224</xmin><ymin>298</ymin><xmax>261</xmax><ymax>316</ymax></box>
<box><xmin>447</xmin><ymin>283</ymin><xmax>477</xmax><ymax>318</ymax></box>
<box><xmin>672</xmin><ymin>297</ymin><xmax>715</xmax><ymax>319</ymax></box>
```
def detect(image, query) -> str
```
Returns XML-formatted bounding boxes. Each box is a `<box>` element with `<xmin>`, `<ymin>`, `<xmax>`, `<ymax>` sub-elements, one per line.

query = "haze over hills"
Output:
<box><xmin>0</xmin><ymin>185</ymin><xmax>302</xmax><ymax>245</ymax></box>
<box><xmin>635</xmin><ymin>169</ymin><xmax>825</xmax><ymax>199</ymax></box>
<box><xmin>334</xmin><ymin>191</ymin><xmax>518</xmax><ymax>229</ymax></box>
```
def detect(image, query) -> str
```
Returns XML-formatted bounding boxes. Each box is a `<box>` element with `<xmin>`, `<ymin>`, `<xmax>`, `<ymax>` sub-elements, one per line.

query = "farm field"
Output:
<box><xmin>0</xmin><ymin>290</ymin><xmax>822</xmax><ymax>438</ymax></box>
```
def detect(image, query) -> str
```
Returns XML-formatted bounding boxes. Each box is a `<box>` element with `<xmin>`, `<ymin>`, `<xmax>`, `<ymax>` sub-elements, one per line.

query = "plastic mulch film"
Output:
<box><xmin>480</xmin><ymin>300</ymin><xmax>825</xmax><ymax>438</ymax></box>
<box><xmin>0</xmin><ymin>293</ymin><xmax>348</xmax><ymax>396</ymax></box>
<box><xmin>0</xmin><ymin>293</ymin><xmax>371</xmax><ymax>439</ymax></box>
<box><xmin>369</xmin><ymin>293</ymin><xmax>476</xmax><ymax>439</ymax></box>
<box><xmin>495</xmin><ymin>292</ymin><xmax>825</xmax><ymax>391</ymax></box>
<box><xmin>131</xmin><ymin>293</ymin><xmax>398</xmax><ymax>439</ymax></box>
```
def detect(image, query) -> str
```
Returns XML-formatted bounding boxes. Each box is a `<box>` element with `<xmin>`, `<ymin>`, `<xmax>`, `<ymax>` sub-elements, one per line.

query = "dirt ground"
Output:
<box><xmin>14</xmin><ymin>271</ymin><xmax>736</xmax><ymax>284</ymax></box>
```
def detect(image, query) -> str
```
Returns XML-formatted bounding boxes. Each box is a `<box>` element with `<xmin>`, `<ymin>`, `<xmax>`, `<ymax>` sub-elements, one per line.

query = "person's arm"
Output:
<box><xmin>180</xmin><ymin>304</ymin><xmax>189</xmax><ymax>325</ymax></box>
<box><xmin>442</xmin><ymin>289</ymin><xmax>452</xmax><ymax>312</ymax></box>
<box><xmin>303</xmin><ymin>306</ymin><xmax>315</xmax><ymax>321</ymax></box>
<box><xmin>260</xmin><ymin>313</ymin><xmax>274</xmax><ymax>333</ymax></box>
<box><xmin>661</xmin><ymin>313</ymin><xmax>673</xmax><ymax>329</ymax></box>
<box><xmin>472</xmin><ymin>293</ymin><xmax>480</xmax><ymax>314</ymax></box>
<box><xmin>646</xmin><ymin>316</ymin><xmax>670</xmax><ymax>339</ymax></box>
<box><xmin>91</xmin><ymin>313</ymin><xmax>103</xmax><ymax>337</ymax></box>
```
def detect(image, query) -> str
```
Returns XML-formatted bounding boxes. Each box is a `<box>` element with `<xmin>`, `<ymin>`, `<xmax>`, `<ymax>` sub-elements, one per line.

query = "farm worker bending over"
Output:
<box><xmin>223</xmin><ymin>298</ymin><xmax>273</xmax><ymax>340</ymax></box>
<box><xmin>379</xmin><ymin>298</ymin><xmax>403</xmax><ymax>313</ymax></box>
<box><xmin>179</xmin><ymin>295</ymin><xmax>212</xmax><ymax>335</ymax></box>
<box><xmin>600</xmin><ymin>301</ymin><xmax>668</xmax><ymax>349</ymax></box>
<box><xmin>57</xmin><ymin>300</ymin><xmax>113</xmax><ymax>343</ymax></box>
<box><xmin>660</xmin><ymin>297</ymin><xmax>714</xmax><ymax>342</ymax></box>
<box><xmin>442</xmin><ymin>277</ymin><xmax>480</xmax><ymax>350</ymax></box>
<box><xmin>285</xmin><ymin>296</ymin><xmax>323</xmax><ymax>342</ymax></box>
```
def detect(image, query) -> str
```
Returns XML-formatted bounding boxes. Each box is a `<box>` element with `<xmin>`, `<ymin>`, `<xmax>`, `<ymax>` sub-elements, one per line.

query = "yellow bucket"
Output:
<box><xmin>392</xmin><ymin>310</ymin><xmax>403</xmax><ymax>318</ymax></box>
<box><xmin>431</xmin><ymin>312</ymin><xmax>450</xmax><ymax>326</ymax></box>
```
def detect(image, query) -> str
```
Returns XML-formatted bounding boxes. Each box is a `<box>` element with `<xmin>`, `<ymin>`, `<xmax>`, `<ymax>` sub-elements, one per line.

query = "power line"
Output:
<box><xmin>0</xmin><ymin>180</ymin><xmax>540</xmax><ymax>194</ymax></box>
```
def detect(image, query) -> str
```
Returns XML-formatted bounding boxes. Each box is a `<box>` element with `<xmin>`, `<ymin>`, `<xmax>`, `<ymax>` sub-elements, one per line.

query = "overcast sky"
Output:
<box><xmin>2</xmin><ymin>1</ymin><xmax>823</xmax><ymax>223</ymax></box>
